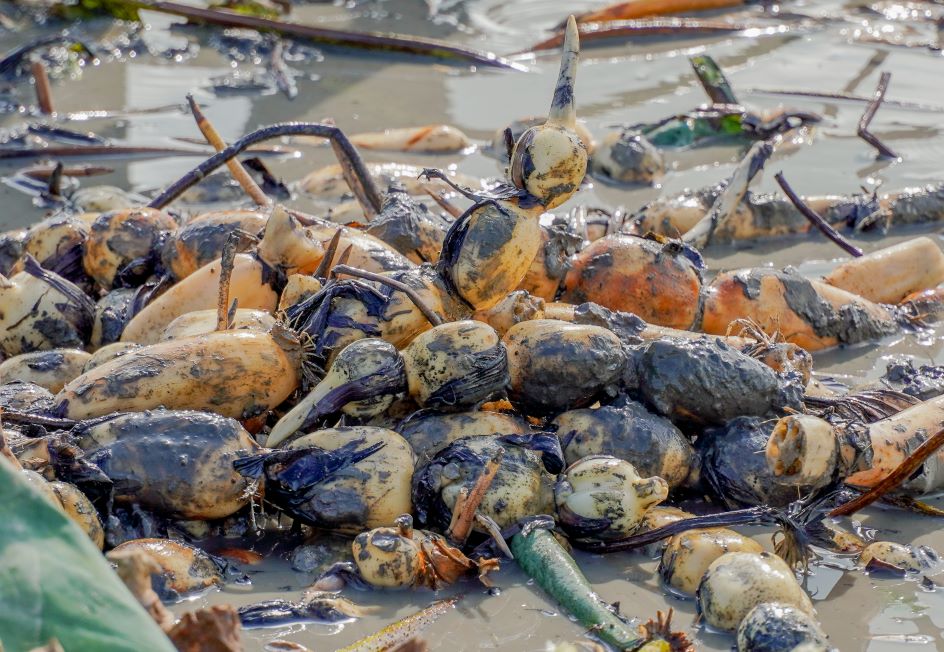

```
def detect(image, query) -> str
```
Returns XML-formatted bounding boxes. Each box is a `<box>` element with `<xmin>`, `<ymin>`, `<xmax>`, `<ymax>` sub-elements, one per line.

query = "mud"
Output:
<box><xmin>4</xmin><ymin>1</ymin><xmax>944</xmax><ymax>649</ymax></box>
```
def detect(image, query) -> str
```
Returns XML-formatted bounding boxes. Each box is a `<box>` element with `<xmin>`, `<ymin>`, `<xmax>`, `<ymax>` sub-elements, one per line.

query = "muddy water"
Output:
<box><xmin>2</xmin><ymin>1</ymin><xmax>944</xmax><ymax>650</ymax></box>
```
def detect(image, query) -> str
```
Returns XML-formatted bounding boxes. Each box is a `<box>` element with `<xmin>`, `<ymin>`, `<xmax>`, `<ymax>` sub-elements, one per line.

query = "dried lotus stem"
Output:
<box><xmin>312</xmin><ymin>229</ymin><xmax>343</xmax><ymax>280</ymax></box>
<box><xmin>775</xmin><ymin>172</ymin><xmax>863</xmax><ymax>257</ymax></box>
<box><xmin>148</xmin><ymin>123</ymin><xmax>382</xmax><ymax>213</ymax></box>
<box><xmin>31</xmin><ymin>59</ymin><xmax>53</xmax><ymax>115</ymax></box>
<box><xmin>187</xmin><ymin>94</ymin><xmax>269</xmax><ymax>207</ymax></box>
<box><xmin>857</xmin><ymin>72</ymin><xmax>899</xmax><ymax>160</ymax></box>
<box><xmin>216</xmin><ymin>230</ymin><xmax>257</xmax><ymax>331</ymax></box>
<box><xmin>447</xmin><ymin>448</ymin><xmax>504</xmax><ymax>545</ymax></box>
<box><xmin>332</xmin><ymin>264</ymin><xmax>444</xmax><ymax>327</ymax></box>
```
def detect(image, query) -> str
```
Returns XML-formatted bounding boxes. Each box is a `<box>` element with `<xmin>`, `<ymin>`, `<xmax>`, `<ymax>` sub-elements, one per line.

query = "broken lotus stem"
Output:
<box><xmin>446</xmin><ymin>448</ymin><xmax>504</xmax><ymax>545</ymax></box>
<box><xmin>148</xmin><ymin>122</ymin><xmax>382</xmax><ymax>213</ymax></box>
<box><xmin>775</xmin><ymin>171</ymin><xmax>863</xmax><ymax>257</ymax></box>
<box><xmin>331</xmin><ymin>264</ymin><xmax>444</xmax><ymax>327</ymax></box>
<box><xmin>857</xmin><ymin>71</ymin><xmax>899</xmax><ymax>160</ymax></box>
<box><xmin>187</xmin><ymin>93</ymin><xmax>269</xmax><ymax>207</ymax></box>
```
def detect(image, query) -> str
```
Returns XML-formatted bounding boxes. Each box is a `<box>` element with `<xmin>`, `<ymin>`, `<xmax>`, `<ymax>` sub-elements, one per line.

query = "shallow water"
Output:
<box><xmin>2</xmin><ymin>0</ymin><xmax>944</xmax><ymax>650</ymax></box>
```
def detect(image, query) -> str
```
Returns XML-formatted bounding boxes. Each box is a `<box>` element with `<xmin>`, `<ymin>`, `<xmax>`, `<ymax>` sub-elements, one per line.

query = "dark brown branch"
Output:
<box><xmin>447</xmin><ymin>449</ymin><xmax>503</xmax><ymax>545</ymax></box>
<box><xmin>30</xmin><ymin>59</ymin><xmax>53</xmax><ymax>115</ymax></box>
<box><xmin>829</xmin><ymin>425</ymin><xmax>944</xmax><ymax>517</ymax></box>
<box><xmin>775</xmin><ymin>172</ymin><xmax>863</xmax><ymax>257</ymax></box>
<box><xmin>147</xmin><ymin>123</ymin><xmax>382</xmax><ymax>212</ymax></box>
<box><xmin>423</xmin><ymin>185</ymin><xmax>463</xmax><ymax>219</ymax></box>
<box><xmin>216</xmin><ymin>230</ymin><xmax>257</xmax><ymax>331</ymax></box>
<box><xmin>331</xmin><ymin>245</ymin><xmax>353</xmax><ymax>279</ymax></box>
<box><xmin>129</xmin><ymin>1</ymin><xmax>524</xmax><ymax>70</ymax></box>
<box><xmin>0</xmin><ymin>145</ymin><xmax>216</xmax><ymax>161</ymax></box>
<box><xmin>312</xmin><ymin>228</ymin><xmax>343</xmax><ymax>279</ymax></box>
<box><xmin>744</xmin><ymin>88</ymin><xmax>943</xmax><ymax>112</ymax></box>
<box><xmin>331</xmin><ymin>264</ymin><xmax>444</xmax><ymax>327</ymax></box>
<box><xmin>857</xmin><ymin>72</ymin><xmax>899</xmax><ymax>160</ymax></box>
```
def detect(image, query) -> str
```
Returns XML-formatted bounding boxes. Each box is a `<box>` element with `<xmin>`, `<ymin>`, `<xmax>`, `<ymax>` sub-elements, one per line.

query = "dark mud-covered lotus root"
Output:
<box><xmin>76</xmin><ymin>409</ymin><xmax>261</xmax><ymax>520</ymax></box>
<box><xmin>504</xmin><ymin>319</ymin><xmax>625</xmax><ymax>417</ymax></box>
<box><xmin>624</xmin><ymin>337</ymin><xmax>803</xmax><ymax>427</ymax></box>
<box><xmin>413</xmin><ymin>434</ymin><xmax>560</xmax><ymax>530</ymax></box>
<box><xmin>698</xmin><ymin>416</ymin><xmax>815</xmax><ymax>508</ymax></box>
<box><xmin>397</xmin><ymin>409</ymin><xmax>530</xmax><ymax>462</ymax></box>
<box><xmin>366</xmin><ymin>184</ymin><xmax>448</xmax><ymax>265</ymax></box>
<box><xmin>0</xmin><ymin>348</ymin><xmax>91</xmax><ymax>394</ymax></box>
<box><xmin>21</xmin><ymin>214</ymin><xmax>90</xmax><ymax>288</ymax></box>
<box><xmin>555</xmin><ymin>396</ymin><xmax>694</xmax><ymax>489</ymax></box>
<box><xmin>589</xmin><ymin>130</ymin><xmax>664</xmax><ymax>185</ymax></box>
<box><xmin>736</xmin><ymin>602</ymin><xmax>832</xmax><ymax>652</ymax></box>
<box><xmin>0</xmin><ymin>380</ymin><xmax>56</xmax><ymax>415</ymax></box>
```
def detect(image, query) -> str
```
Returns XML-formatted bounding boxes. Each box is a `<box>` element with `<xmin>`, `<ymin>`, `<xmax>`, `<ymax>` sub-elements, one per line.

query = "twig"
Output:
<box><xmin>331</xmin><ymin>246</ymin><xmax>354</xmax><ymax>279</ymax></box>
<box><xmin>216</xmin><ymin>230</ymin><xmax>256</xmax><ymax>331</ymax></box>
<box><xmin>45</xmin><ymin>161</ymin><xmax>64</xmax><ymax>197</ymax></box>
<box><xmin>217</xmin><ymin>233</ymin><xmax>238</xmax><ymax>331</ymax></box>
<box><xmin>187</xmin><ymin>94</ymin><xmax>269</xmax><ymax>207</ymax></box>
<box><xmin>829</xmin><ymin>425</ymin><xmax>944</xmax><ymax>517</ymax></box>
<box><xmin>745</xmin><ymin>88</ymin><xmax>944</xmax><ymax>112</ymax></box>
<box><xmin>125</xmin><ymin>1</ymin><xmax>525</xmax><ymax>70</ymax></box>
<box><xmin>312</xmin><ymin>228</ymin><xmax>343</xmax><ymax>279</ymax></box>
<box><xmin>774</xmin><ymin>172</ymin><xmax>863</xmax><ymax>257</ymax></box>
<box><xmin>331</xmin><ymin>264</ymin><xmax>444</xmax><ymax>327</ymax></box>
<box><xmin>857</xmin><ymin>72</ymin><xmax>899</xmax><ymax>160</ymax></box>
<box><xmin>423</xmin><ymin>185</ymin><xmax>463</xmax><ymax>219</ymax></box>
<box><xmin>268</xmin><ymin>38</ymin><xmax>297</xmax><ymax>100</ymax></box>
<box><xmin>30</xmin><ymin>59</ymin><xmax>53</xmax><ymax>115</ymax></box>
<box><xmin>446</xmin><ymin>449</ymin><xmax>503</xmax><ymax>545</ymax></box>
<box><xmin>19</xmin><ymin>163</ymin><xmax>113</xmax><ymax>179</ymax></box>
<box><xmin>0</xmin><ymin>145</ymin><xmax>220</xmax><ymax>161</ymax></box>
<box><xmin>524</xmin><ymin>18</ymin><xmax>753</xmax><ymax>53</ymax></box>
<box><xmin>147</xmin><ymin>122</ymin><xmax>382</xmax><ymax>212</ymax></box>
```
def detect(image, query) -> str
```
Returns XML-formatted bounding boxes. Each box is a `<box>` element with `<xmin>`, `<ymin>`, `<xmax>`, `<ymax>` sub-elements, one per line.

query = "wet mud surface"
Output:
<box><xmin>3</xmin><ymin>0</ymin><xmax>944</xmax><ymax>649</ymax></box>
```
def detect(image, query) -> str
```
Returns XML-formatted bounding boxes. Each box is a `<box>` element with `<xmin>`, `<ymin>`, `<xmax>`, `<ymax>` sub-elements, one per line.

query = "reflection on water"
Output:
<box><xmin>2</xmin><ymin>1</ymin><xmax>944</xmax><ymax>649</ymax></box>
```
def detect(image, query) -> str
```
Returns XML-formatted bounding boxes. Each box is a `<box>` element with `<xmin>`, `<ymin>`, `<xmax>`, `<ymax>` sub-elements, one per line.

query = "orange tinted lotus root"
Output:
<box><xmin>702</xmin><ymin>267</ymin><xmax>897</xmax><ymax>351</ymax></box>
<box><xmin>822</xmin><ymin>236</ymin><xmax>944</xmax><ymax>305</ymax></box>
<box><xmin>518</xmin><ymin>223</ymin><xmax>582</xmax><ymax>300</ymax></box>
<box><xmin>561</xmin><ymin>234</ymin><xmax>702</xmax><ymax>330</ymax></box>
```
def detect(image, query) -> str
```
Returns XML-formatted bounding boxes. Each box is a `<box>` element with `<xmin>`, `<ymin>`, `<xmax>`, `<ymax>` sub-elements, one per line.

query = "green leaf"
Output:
<box><xmin>690</xmin><ymin>55</ymin><xmax>738</xmax><ymax>105</ymax></box>
<box><xmin>0</xmin><ymin>462</ymin><xmax>176</xmax><ymax>652</ymax></box>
